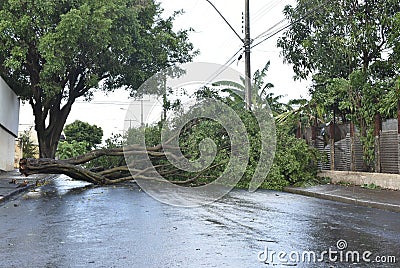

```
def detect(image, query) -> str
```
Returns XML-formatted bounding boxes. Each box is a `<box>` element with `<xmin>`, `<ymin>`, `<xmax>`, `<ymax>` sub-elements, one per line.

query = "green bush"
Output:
<box><xmin>262</xmin><ymin>127</ymin><xmax>322</xmax><ymax>190</ymax></box>
<box><xmin>19</xmin><ymin>128</ymin><xmax>38</xmax><ymax>158</ymax></box>
<box><xmin>56</xmin><ymin>140</ymin><xmax>88</xmax><ymax>160</ymax></box>
<box><xmin>64</xmin><ymin>120</ymin><xmax>103</xmax><ymax>150</ymax></box>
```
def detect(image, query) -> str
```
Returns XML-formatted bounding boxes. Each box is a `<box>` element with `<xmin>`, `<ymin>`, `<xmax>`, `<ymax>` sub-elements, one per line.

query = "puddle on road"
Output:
<box><xmin>23</xmin><ymin>175</ymin><xmax>93</xmax><ymax>199</ymax></box>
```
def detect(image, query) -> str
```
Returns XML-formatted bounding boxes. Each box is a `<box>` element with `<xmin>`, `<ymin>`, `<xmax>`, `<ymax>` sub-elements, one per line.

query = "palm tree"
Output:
<box><xmin>212</xmin><ymin>61</ymin><xmax>288</xmax><ymax>115</ymax></box>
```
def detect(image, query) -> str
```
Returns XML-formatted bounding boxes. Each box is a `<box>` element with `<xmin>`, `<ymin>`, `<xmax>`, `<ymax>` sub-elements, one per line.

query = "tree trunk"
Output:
<box><xmin>32</xmin><ymin>93</ymin><xmax>74</xmax><ymax>159</ymax></box>
<box><xmin>19</xmin><ymin>139</ymin><xmax>211</xmax><ymax>186</ymax></box>
<box><xmin>38</xmin><ymin>134</ymin><xmax>59</xmax><ymax>159</ymax></box>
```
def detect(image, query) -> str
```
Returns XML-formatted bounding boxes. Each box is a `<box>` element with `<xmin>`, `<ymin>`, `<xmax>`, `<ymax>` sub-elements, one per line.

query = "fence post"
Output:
<box><xmin>330</xmin><ymin>121</ymin><xmax>335</xmax><ymax>171</ymax></box>
<box><xmin>311</xmin><ymin>123</ymin><xmax>317</xmax><ymax>148</ymax></box>
<box><xmin>350</xmin><ymin>121</ymin><xmax>355</xmax><ymax>171</ymax></box>
<box><xmin>374</xmin><ymin>114</ymin><xmax>381</xmax><ymax>173</ymax></box>
<box><xmin>398</xmin><ymin>100</ymin><xmax>400</xmax><ymax>174</ymax></box>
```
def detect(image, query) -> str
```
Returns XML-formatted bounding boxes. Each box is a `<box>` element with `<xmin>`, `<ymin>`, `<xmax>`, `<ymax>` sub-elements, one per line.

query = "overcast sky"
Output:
<box><xmin>19</xmin><ymin>0</ymin><xmax>310</xmax><ymax>140</ymax></box>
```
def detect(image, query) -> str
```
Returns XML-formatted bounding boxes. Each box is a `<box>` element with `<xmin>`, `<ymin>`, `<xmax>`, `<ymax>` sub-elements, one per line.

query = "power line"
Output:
<box><xmin>251</xmin><ymin>0</ymin><xmax>282</xmax><ymax>24</ymax></box>
<box><xmin>204</xmin><ymin>0</ymin><xmax>251</xmax><ymax>110</ymax></box>
<box><xmin>253</xmin><ymin>17</ymin><xmax>287</xmax><ymax>42</ymax></box>
<box><xmin>251</xmin><ymin>0</ymin><xmax>331</xmax><ymax>49</ymax></box>
<box><xmin>205</xmin><ymin>0</ymin><xmax>243</xmax><ymax>42</ymax></box>
<box><xmin>203</xmin><ymin>46</ymin><xmax>244</xmax><ymax>86</ymax></box>
<box><xmin>75</xmin><ymin>99</ymin><xmax>152</xmax><ymax>106</ymax></box>
<box><xmin>251</xmin><ymin>23</ymin><xmax>291</xmax><ymax>49</ymax></box>
<box><xmin>252</xmin><ymin>0</ymin><xmax>278</xmax><ymax>20</ymax></box>
<box><xmin>75</xmin><ymin>102</ymin><xmax>130</xmax><ymax>105</ymax></box>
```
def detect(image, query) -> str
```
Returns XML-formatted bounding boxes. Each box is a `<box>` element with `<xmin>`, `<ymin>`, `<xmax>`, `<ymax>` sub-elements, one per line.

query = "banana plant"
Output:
<box><xmin>212</xmin><ymin>61</ymin><xmax>288</xmax><ymax>115</ymax></box>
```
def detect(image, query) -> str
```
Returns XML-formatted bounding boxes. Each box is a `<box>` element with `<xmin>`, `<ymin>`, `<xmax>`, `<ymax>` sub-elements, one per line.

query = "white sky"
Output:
<box><xmin>19</xmin><ymin>0</ymin><xmax>310</xmax><ymax>140</ymax></box>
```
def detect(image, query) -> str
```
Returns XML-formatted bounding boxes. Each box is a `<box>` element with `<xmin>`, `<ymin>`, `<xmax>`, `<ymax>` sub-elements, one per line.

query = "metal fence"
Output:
<box><xmin>311</xmin><ymin>119</ymin><xmax>400</xmax><ymax>174</ymax></box>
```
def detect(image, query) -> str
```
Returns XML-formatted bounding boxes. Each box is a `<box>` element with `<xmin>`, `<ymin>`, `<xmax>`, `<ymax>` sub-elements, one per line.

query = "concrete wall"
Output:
<box><xmin>318</xmin><ymin>170</ymin><xmax>400</xmax><ymax>190</ymax></box>
<box><xmin>0</xmin><ymin>77</ymin><xmax>20</xmax><ymax>171</ymax></box>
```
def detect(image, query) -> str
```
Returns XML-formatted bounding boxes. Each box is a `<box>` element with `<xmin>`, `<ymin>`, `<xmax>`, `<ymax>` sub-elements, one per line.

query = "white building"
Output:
<box><xmin>0</xmin><ymin>76</ymin><xmax>20</xmax><ymax>171</ymax></box>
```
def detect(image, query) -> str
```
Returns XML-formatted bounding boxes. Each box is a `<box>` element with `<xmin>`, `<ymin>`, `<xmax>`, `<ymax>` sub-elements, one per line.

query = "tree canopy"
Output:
<box><xmin>0</xmin><ymin>0</ymin><xmax>196</xmax><ymax>158</ymax></box>
<box><xmin>64</xmin><ymin>120</ymin><xmax>103</xmax><ymax>150</ymax></box>
<box><xmin>278</xmin><ymin>0</ymin><xmax>400</xmax><ymax>80</ymax></box>
<box><xmin>277</xmin><ymin>0</ymin><xmax>400</xmax><ymax>168</ymax></box>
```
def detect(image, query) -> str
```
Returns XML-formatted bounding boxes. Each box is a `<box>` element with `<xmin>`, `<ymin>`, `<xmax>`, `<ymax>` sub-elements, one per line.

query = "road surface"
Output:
<box><xmin>1</xmin><ymin>175</ymin><xmax>399</xmax><ymax>267</ymax></box>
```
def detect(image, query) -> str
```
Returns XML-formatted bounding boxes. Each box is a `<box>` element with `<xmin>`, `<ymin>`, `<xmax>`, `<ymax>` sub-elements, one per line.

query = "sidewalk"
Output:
<box><xmin>284</xmin><ymin>184</ymin><xmax>400</xmax><ymax>213</ymax></box>
<box><xmin>0</xmin><ymin>170</ymin><xmax>57</xmax><ymax>204</ymax></box>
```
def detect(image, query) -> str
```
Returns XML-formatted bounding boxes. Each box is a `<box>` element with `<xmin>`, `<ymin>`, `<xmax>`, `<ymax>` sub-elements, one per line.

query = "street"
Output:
<box><xmin>1</xmin><ymin>175</ymin><xmax>399</xmax><ymax>267</ymax></box>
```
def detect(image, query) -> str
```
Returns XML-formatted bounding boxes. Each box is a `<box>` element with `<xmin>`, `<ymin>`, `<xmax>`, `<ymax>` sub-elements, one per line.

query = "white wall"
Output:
<box><xmin>0</xmin><ymin>76</ymin><xmax>20</xmax><ymax>171</ymax></box>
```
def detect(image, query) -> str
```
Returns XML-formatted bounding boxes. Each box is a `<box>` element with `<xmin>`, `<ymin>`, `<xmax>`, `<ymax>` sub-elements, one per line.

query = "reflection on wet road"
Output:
<box><xmin>1</xmin><ymin>175</ymin><xmax>399</xmax><ymax>267</ymax></box>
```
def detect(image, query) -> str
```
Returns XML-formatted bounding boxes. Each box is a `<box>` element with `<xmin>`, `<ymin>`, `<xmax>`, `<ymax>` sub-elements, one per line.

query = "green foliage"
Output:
<box><xmin>19</xmin><ymin>128</ymin><xmax>38</xmax><ymax>158</ymax></box>
<box><xmin>278</xmin><ymin>0</ymin><xmax>399</xmax><ymax>80</ymax></box>
<box><xmin>361</xmin><ymin>183</ymin><xmax>381</xmax><ymax>190</ymax></box>
<box><xmin>86</xmin><ymin>133</ymin><xmax>125</xmax><ymax>169</ymax></box>
<box><xmin>0</xmin><ymin>0</ymin><xmax>196</xmax><ymax>98</ymax></box>
<box><xmin>260</xmin><ymin>126</ymin><xmax>322</xmax><ymax>190</ymax></box>
<box><xmin>213</xmin><ymin>62</ymin><xmax>288</xmax><ymax>115</ymax></box>
<box><xmin>177</xmin><ymin>117</ymin><xmax>231</xmax><ymax>184</ymax></box>
<box><xmin>278</xmin><ymin>0</ymin><xmax>400</xmax><ymax>169</ymax></box>
<box><xmin>64</xmin><ymin>120</ymin><xmax>103</xmax><ymax>150</ymax></box>
<box><xmin>389</xmin><ymin>13</ymin><xmax>400</xmax><ymax>68</ymax></box>
<box><xmin>121</xmin><ymin>87</ymin><xmax>322</xmax><ymax>190</ymax></box>
<box><xmin>125</xmin><ymin>125</ymin><xmax>162</xmax><ymax>148</ymax></box>
<box><xmin>335</xmin><ymin>181</ymin><xmax>353</xmax><ymax>187</ymax></box>
<box><xmin>87</xmin><ymin>61</ymin><xmax>323</xmax><ymax>190</ymax></box>
<box><xmin>56</xmin><ymin>140</ymin><xmax>88</xmax><ymax>160</ymax></box>
<box><xmin>0</xmin><ymin>0</ymin><xmax>196</xmax><ymax>158</ymax></box>
<box><xmin>379</xmin><ymin>77</ymin><xmax>400</xmax><ymax>118</ymax></box>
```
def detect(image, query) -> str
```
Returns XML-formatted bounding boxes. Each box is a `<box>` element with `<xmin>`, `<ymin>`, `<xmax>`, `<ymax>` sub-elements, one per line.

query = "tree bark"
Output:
<box><xmin>19</xmin><ymin>139</ymin><xmax>210</xmax><ymax>186</ymax></box>
<box><xmin>19</xmin><ymin>158</ymin><xmax>208</xmax><ymax>186</ymax></box>
<box><xmin>28</xmin><ymin>60</ymin><xmax>87</xmax><ymax>159</ymax></box>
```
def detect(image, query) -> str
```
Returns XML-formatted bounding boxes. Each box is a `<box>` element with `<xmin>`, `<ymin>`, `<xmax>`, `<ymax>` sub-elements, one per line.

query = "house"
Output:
<box><xmin>0</xmin><ymin>76</ymin><xmax>20</xmax><ymax>171</ymax></box>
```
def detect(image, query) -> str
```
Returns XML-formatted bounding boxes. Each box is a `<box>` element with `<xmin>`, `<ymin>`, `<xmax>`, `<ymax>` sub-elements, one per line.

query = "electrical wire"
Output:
<box><xmin>251</xmin><ymin>0</ymin><xmax>283</xmax><ymax>24</ymax></box>
<box><xmin>253</xmin><ymin>17</ymin><xmax>287</xmax><ymax>42</ymax></box>
<box><xmin>204</xmin><ymin>0</ymin><xmax>243</xmax><ymax>42</ymax></box>
<box><xmin>75</xmin><ymin>101</ymin><xmax>131</xmax><ymax>105</ymax></box>
<box><xmin>251</xmin><ymin>0</ymin><xmax>331</xmax><ymax>49</ymax></box>
<box><xmin>203</xmin><ymin>46</ymin><xmax>244</xmax><ymax>85</ymax></box>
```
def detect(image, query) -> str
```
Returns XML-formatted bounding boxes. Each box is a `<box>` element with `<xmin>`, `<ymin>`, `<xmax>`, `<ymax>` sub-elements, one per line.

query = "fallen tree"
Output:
<box><xmin>19</xmin><ymin>141</ymin><xmax>214</xmax><ymax>186</ymax></box>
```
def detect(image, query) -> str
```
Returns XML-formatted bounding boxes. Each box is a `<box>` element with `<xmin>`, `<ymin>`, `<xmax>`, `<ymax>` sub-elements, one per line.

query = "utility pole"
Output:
<box><xmin>139</xmin><ymin>97</ymin><xmax>152</xmax><ymax>127</ymax></box>
<box><xmin>162</xmin><ymin>73</ymin><xmax>167</xmax><ymax>121</ymax></box>
<box><xmin>205</xmin><ymin>0</ymin><xmax>251</xmax><ymax>110</ymax></box>
<box><xmin>140</xmin><ymin>99</ymin><xmax>144</xmax><ymax>128</ymax></box>
<box><xmin>124</xmin><ymin>119</ymin><xmax>134</xmax><ymax>129</ymax></box>
<box><xmin>244</xmin><ymin>0</ymin><xmax>251</xmax><ymax>110</ymax></box>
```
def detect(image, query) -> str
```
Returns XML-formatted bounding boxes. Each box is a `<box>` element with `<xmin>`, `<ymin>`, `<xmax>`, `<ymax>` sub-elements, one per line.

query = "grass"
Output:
<box><xmin>361</xmin><ymin>183</ymin><xmax>381</xmax><ymax>190</ymax></box>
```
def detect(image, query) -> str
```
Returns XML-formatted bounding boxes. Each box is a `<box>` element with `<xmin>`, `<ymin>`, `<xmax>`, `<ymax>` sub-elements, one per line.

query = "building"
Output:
<box><xmin>0</xmin><ymin>76</ymin><xmax>20</xmax><ymax>171</ymax></box>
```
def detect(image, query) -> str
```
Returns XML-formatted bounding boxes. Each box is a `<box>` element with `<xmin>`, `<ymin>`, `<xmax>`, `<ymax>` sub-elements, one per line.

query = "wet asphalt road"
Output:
<box><xmin>0</xmin><ymin>175</ymin><xmax>399</xmax><ymax>268</ymax></box>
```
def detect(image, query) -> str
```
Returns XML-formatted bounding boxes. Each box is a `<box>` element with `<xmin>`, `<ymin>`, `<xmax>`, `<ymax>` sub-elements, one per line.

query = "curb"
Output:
<box><xmin>283</xmin><ymin>187</ymin><xmax>400</xmax><ymax>213</ymax></box>
<box><xmin>0</xmin><ymin>174</ymin><xmax>58</xmax><ymax>205</ymax></box>
<box><xmin>0</xmin><ymin>184</ymin><xmax>36</xmax><ymax>204</ymax></box>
